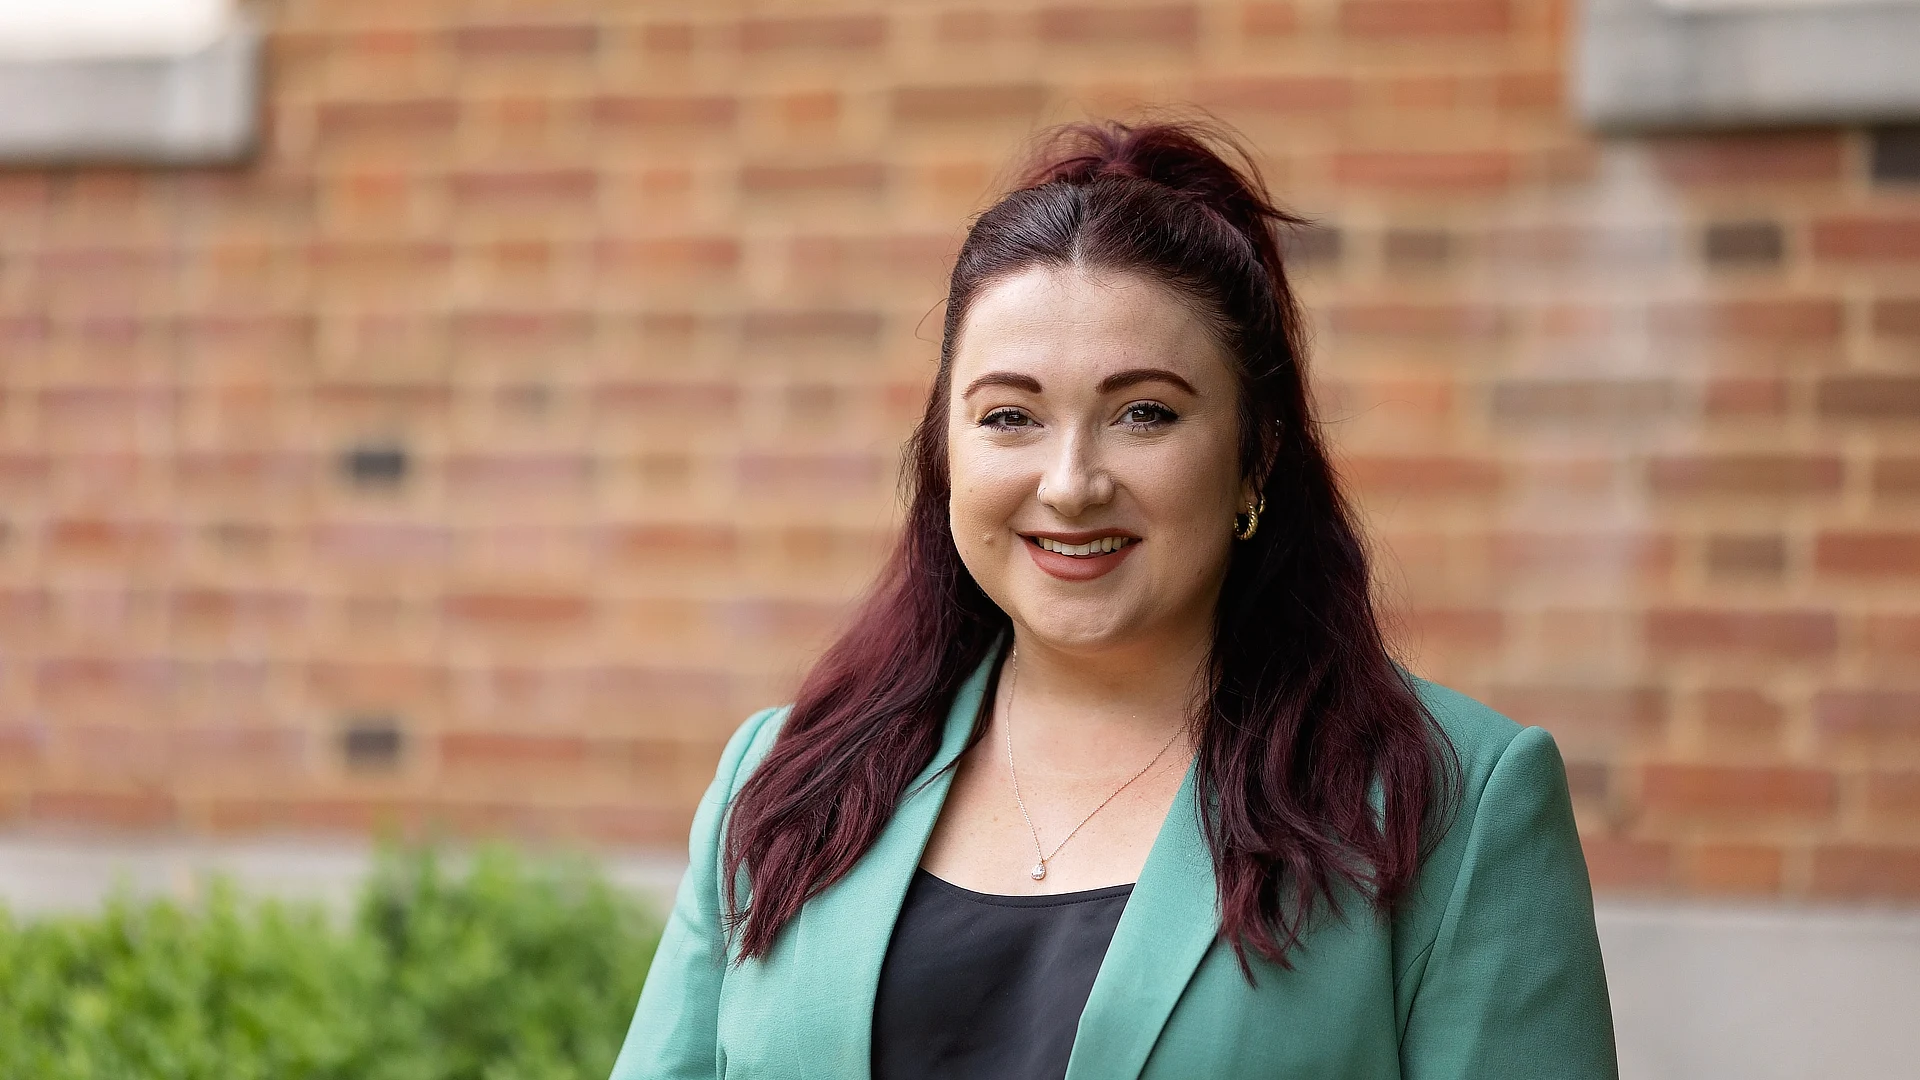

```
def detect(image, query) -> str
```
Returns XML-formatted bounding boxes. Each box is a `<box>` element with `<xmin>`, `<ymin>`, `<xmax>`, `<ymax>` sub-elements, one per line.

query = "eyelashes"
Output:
<box><xmin>1118</xmin><ymin>401</ymin><xmax>1178</xmax><ymax>431</ymax></box>
<box><xmin>977</xmin><ymin>403</ymin><xmax>1180</xmax><ymax>432</ymax></box>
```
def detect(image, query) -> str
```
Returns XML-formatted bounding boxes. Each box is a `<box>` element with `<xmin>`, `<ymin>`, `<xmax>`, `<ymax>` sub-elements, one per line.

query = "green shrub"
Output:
<box><xmin>0</xmin><ymin>845</ymin><xmax>661</xmax><ymax>1080</ymax></box>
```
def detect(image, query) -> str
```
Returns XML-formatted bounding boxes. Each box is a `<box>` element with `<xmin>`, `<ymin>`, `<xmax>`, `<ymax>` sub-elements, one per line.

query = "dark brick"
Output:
<box><xmin>341</xmin><ymin>714</ymin><xmax>405</xmax><ymax>770</ymax></box>
<box><xmin>1870</xmin><ymin>124</ymin><xmax>1920</xmax><ymax>184</ymax></box>
<box><xmin>1703</xmin><ymin>220</ymin><xmax>1783</xmax><ymax>266</ymax></box>
<box><xmin>1817</xmin><ymin>376</ymin><xmax>1920</xmax><ymax>420</ymax></box>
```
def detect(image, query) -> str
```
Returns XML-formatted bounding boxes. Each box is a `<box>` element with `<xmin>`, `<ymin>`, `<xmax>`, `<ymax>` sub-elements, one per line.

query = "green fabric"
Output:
<box><xmin>609</xmin><ymin>655</ymin><xmax>1618</xmax><ymax>1079</ymax></box>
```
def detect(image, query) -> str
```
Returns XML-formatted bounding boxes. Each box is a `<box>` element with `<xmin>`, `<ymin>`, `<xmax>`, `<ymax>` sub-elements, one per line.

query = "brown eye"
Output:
<box><xmin>981</xmin><ymin>407</ymin><xmax>1035</xmax><ymax>430</ymax></box>
<box><xmin>1119</xmin><ymin>402</ymin><xmax>1177</xmax><ymax>430</ymax></box>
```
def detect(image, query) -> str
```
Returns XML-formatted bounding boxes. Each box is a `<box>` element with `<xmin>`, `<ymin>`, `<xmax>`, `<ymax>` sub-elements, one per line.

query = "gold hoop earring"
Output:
<box><xmin>1233</xmin><ymin>494</ymin><xmax>1265</xmax><ymax>541</ymax></box>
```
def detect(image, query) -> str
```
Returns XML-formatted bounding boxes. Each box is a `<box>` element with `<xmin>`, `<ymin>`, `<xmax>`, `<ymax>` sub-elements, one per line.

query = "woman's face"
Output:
<box><xmin>946</xmin><ymin>264</ymin><xmax>1254</xmax><ymax>656</ymax></box>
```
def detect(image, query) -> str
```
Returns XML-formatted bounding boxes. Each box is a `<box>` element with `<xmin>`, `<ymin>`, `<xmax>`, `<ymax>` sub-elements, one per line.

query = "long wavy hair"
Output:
<box><xmin>721</xmin><ymin>116</ymin><xmax>1456</xmax><ymax>971</ymax></box>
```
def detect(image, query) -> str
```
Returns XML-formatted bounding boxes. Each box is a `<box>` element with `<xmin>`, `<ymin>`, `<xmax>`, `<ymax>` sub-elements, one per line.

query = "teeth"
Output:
<box><xmin>1035</xmin><ymin>536</ymin><xmax>1132</xmax><ymax>556</ymax></box>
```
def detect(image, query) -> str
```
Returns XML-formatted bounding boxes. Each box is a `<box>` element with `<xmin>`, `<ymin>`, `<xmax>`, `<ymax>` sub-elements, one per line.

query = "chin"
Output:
<box><xmin>1011</xmin><ymin>605</ymin><xmax>1145</xmax><ymax>655</ymax></box>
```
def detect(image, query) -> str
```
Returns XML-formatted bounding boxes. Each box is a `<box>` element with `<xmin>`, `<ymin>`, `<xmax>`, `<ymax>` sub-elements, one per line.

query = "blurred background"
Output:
<box><xmin>0</xmin><ymin>0</ymin><xmax>1915</xmax><ymax>1077</ymax></box>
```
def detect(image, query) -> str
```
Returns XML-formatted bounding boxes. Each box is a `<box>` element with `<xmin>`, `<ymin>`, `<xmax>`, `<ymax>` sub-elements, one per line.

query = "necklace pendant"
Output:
<box><xmin>1030</xmin><ymin>862</ymin><xmax>1047</xmax><ymax>881</ymax></box>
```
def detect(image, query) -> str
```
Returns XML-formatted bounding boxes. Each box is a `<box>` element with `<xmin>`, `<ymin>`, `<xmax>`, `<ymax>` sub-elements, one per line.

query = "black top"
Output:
<box><xmin>871</xmin><ymin>867</ymin><xmax>1134</xmax><ymax>1080</ymax></box>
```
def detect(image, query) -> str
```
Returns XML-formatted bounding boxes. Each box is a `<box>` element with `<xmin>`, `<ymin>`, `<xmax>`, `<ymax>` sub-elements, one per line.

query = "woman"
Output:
<box><xmin>611</xmin><ymin>118</ymin><xmax>1617</xmax><ymax>1080</ymax></box>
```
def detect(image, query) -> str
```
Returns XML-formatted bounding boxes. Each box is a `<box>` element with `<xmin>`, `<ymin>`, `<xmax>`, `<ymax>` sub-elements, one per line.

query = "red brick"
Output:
<box><xmin>736</xmin><ymin>453</ymin><xmax>884</xmax><ymax>494</ymax></box>
<box><xmin>1343</xmin><ymin>455</ymin><xmax>1503</xmax><ymax>495</ymax></box>
<box><xmin>443</xmin><ymin>592</ymin><xmax>594</xmax><ymax>627</ymax></box>
<box><xmin>592</xmin><ymin>380</ymin><xmax>739</xmax><ymax>420</ymax></box>
<box><xmin>1488</xmin><ymin>532</ymin><xmax>1673</xmax><ymax>582</ymax></box>
<box><xmin>1688</xmin><ymin>844</ymin><xmax>1784</xmax><ymax>894</ymax></box>
<box><xmin>1650</xmin><ymin>298</ymin><xmax>1842</xmax><ymax>340</ymax></box>
<box><xmin>1404</xmin><ymin>607</ymin><xmax>1505</xmax><ymax>649</ymax></box>
<box><xmin>1038</xmin><ymin>5</ymin><xmax>1200</xmax><ymax>45</ymax></box>
<box><xmin>1647</xmin><ymin>455</ymin><xmax>1843</xmax><ymax>498</ymax></box>
<box><xmin>1644</xmin><ymin>609</ymin><xmax>1838</xmax><ymax>658</ymax></box>
<box><xmin>1861</xmin><ymin>616</ymin><xmax>1920</xmax><ymax>662</ymax></box>
<box><xmin>313</xmin><ymin>523</ymin><xmax>452</xmax><ymax>563</ymax></box>
<box><xmin>451</xmin><ymin>23</ymin><xmax>598</xmax><ymax>57</ymax></box>
<box><xmin>1649</xmin><ymin>133</ymin><xmax>1845</xmax><ymax>185</ymax></box>
<box><xmin>1810</xmin><ymin>217</ymin><xmax>1920</xmax><ymax>262</ymax></box>
<box><xmin>1816</xmin><ymin>531</ymin><xmax>1920</xmax><ymax>576</ymax></box>
<box><xmin>892</xmin><ymin>84</ymin><xmax>1049</xmax><ymax>122</ymax></box>
<box><xmin>307</xmin><ymin>661</ymin><xmax>446</xmax><ymax>705</ymax></box>
<box><xmin>1698</xmin><ymin>688</ymin><xmax>1784</xmax><ymax>749</ymax></box>
<box><xmin>741</xmin><ymin>309</ymin><xmax>885</xmax><ymax>344</ymax></box>
<box><xmin>1193</xmin><ymin>76</ymin><xmax>1354</xmax><ymax>111</ymax></box>
<box><xmin>1332</xmin><ymin>151</ymin><xmax>1513</xmax><ymax>190</ymax></box>
<box><xmin>712</xmin><ymin>598</ymin><xmax>848</xmax><ymax>643</ymax></box>
<box><xmin>639</xmin><ymin>23</ymin><xmax>696</xmax><ymax>52</ymax></box>
<box><xmin>450</xmin><ymin>309</ymin><xmax>594</xmax><ymax>348</ymax></box>
<box><xmin>45</xmin><ymin>518</ymin><xmax>175</xmax><ymax>562</ymax></box>
<box><xmin>1582</xmin><ymin>837</ymin><xmax>1673</xmax><ymax>890</ymax></box>
<box><xmin>740</xmin><ymin>161</ymin><xmax>887</xmax><ymax>196</ymax></box>
<box><xmin>1703</xmin><ymin>377</ymin><xmax>1788</xmax><ymax>417</ymax></box>
<box><xmin>1816</xmin><ymin>376</ymin><xmax>1920</xmax><ymax>419</ymax></box>
<box><xmin>1327</xmin><ymin>302</ymin><xmax>1507</xmax><ymax>338</ymax></box>
<box><xmin>1877</xmin><ymin>458</ymin><xmax>1920</xmax><ymax>498</ymax></box>
<box><xmin>1816</xmin><ymin>691</ymin><xmax>1920</xmax><ymax>743</ymax></box>
<box><xmin>591</xmin><ymin>95</ymin><xmax>737</xmax><ymax>131</ymax></box>
<box><xmin>1243</xmin><ymin>3</ymin><xmax>1299</xmax><ymax>34</ymax></box>
<box><xmin>598</xmin><ymin>235</ymin><xmax>740</xmax><ymax>282</ymax></box>
<box><xmin>441</xmin><ymin>732</ymin><xmax>592</xmax><ymax>765</ymax></box>
<box><xmin>1810</xmin><ymin>846</ymin><xmax>1920</xmax><ymax>899</ymax></box>
<box><xmin>1486</xmin><ymin>685</ymin><xmax>1667</xmax><ymax>747</ymax></box>
<box><xmin>1490</xmin><ymin>378</ymin><xmax>1673</xmax><ymax>423</ymax></box>
<box><xmin>170</xmin><ymin>589</ymin><xmax>307</xmax><ymax>632</ymax></box>
<box><xmin>739</xmin><ymin>15</ymin><xmax>886</xmax><ymax>51</ymax></box>
<box><xmin>1876</xmin><ymin>299</ymin><xmax>1920</xmax><ymax>336</ymax></box>
<box><xmin>445</xmin><ymin>454</ymin><xmax>593</xmax><ymax>497</ymax></box>
<box><xmin>1340</xmin><ymin>0</ymin><xmax>1511</xmax><ymax>37</ymax></box>
<box><xmin>1867</xmin><ymin>772</ymin><xmax>1920</xmax><ymax>816</ymax></box>
<box><xmin>597</xmin><ymin>523</ymin><xmax>739</xmax><ymax>567</ymax></box>
<box><xmin>29</xmin><ymin>790</ymin><xmax>176</xmax><ymax>828</ymax></box>
<box><xmin>1641</xmin><ymin>764</ymin><xmax>1835</xmax><ymax>818</ymax></box>
<box><xmin>315</xmin><ymin>98</ymin><xmax>460</xmax><ymax>140</ymax></box>
<box><xmin>447</xmin><ymin>168</ymin><xmax>597</xmax><ymax>204</ymax></box>
<box><xmin>1705</xmin><ymin>534</ymin><xmax>1786</xmax><ymax>580</ymax></box>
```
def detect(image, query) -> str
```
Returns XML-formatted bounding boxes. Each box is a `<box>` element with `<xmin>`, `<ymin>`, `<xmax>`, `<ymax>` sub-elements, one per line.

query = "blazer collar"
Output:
<box><xmin>786</xmin><ymin>637</ymin><xmax>1218</xmax><ymax>1080</ymax></box>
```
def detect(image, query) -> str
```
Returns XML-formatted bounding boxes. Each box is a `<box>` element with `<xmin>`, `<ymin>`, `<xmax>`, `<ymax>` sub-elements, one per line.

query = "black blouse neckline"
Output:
<box><xmin>913</xmin><ymin>866</ymin><xmax>1135</xmax><ymax>908</ymax></box>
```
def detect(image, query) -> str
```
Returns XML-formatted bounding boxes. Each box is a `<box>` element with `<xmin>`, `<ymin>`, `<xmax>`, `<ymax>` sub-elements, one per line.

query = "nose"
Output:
<box><xmin>1036</xmin><ymin>427</ymin><xmax>1114</xmax><ymax>518</ymax></box>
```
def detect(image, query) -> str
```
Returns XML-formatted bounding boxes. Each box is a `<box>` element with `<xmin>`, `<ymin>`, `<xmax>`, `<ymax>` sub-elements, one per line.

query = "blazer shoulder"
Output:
<box><xmin>715</xmin><ymin>703</ymin><xmax>791</xmax><ymax>802</ymax></box>
<box><xmin>1405</xmin><ymin>674</ymin><xmax>1527</xmax><ymax>798</ymax></box>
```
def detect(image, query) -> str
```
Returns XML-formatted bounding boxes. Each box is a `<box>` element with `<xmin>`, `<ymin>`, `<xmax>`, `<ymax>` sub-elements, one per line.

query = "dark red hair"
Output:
<box><xmin>722</xmin><ymin>116</ymin><xmax>1456</xmax><ymax>971</ymax></box>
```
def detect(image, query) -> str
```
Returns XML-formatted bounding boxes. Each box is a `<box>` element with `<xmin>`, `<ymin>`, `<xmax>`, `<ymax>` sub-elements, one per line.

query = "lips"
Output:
<box><xmin>1019</xmin><ymin>531</ymin><xmax>1140</xmax><ymax>581</ymax></box>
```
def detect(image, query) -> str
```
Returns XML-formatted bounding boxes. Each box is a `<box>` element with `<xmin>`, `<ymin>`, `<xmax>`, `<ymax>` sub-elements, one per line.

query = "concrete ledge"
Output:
<box><xmin>0</xmin><ymin>18</ymin><xmax>260</xmax><ymax>164</ymax></box>
<box><xmin>1598</xmin><ymin>899</ymin><xmax>1920</xmax><ymax>1080</ymax></box>
<box><xmin>1577</xmin><ymin>0</ymin><xmax>1920</xmax><ymax>130</ymax></box>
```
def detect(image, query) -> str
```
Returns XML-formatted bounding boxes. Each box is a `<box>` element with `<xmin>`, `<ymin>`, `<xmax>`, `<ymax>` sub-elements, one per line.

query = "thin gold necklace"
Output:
<box><xmin>1003</xmin><ymin>646</ymin><xmax>1185</xmax><ymax>881</ymax></box>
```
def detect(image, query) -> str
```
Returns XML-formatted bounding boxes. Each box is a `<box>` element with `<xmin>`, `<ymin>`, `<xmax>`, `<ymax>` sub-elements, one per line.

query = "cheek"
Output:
<box><xmin>947</xmin><ymin>436</ymin><xmax>1031</xmax><ymax>546</ymax></box>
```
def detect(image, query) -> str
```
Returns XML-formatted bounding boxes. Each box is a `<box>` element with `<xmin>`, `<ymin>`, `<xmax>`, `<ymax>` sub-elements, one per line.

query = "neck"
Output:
<box><xmin>1002</xmin><ymin>624</ymin><xmax>1209</xmax><ymax>759</ymax></box>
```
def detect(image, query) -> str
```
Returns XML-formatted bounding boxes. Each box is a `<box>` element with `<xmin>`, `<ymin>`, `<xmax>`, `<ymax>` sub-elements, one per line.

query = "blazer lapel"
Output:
<box><xmin>1063</xmin><ymin>756</ymin><xmax>1219</xmax><ymax>1080</ymax></box>
<box><xmin>776</xmin><ymin>643</ymin><xmax>1000</xmax><ymax>1077</ymax></box>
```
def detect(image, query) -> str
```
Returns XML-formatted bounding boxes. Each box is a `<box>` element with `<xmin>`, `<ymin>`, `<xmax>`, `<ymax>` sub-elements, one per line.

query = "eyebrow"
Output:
<box><xmin>960</xmin><ymin>371</ymin><xmax>1043</xmax><ymax>399</ymax></box>
<box><xmin>1098</xmin><ymin>367</ymin><xmax>1198</xmax><ymax>396</ymax></box>
<box><xmin>958</xmin><ymin>367</ymin><xmax>1199</xmax><ymax>399</ymax></box>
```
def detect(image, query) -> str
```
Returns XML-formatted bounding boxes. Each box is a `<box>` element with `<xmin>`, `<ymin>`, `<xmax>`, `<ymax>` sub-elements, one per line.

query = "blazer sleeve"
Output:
<box><xmin>1399</xmin><ymin>725</ymin><xmax>1620</xmax><ymax>1080</ymax></box>
<box><xmin>609</xmin><ymin>706</ymin><xmax>783</xmax><ymax>1080</ymax></box>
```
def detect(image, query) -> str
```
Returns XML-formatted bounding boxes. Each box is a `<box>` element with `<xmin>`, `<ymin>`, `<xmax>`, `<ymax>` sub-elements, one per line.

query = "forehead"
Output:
<box><xmin>951</xmin><ymin>265</ymin><xmax>1233</xmax><ymax>391</ymax></box>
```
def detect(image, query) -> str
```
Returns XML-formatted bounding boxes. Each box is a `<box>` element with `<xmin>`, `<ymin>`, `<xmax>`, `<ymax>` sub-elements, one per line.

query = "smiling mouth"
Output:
<box><xmin>1026</xmin><ymin>535</ymin><xmax>1139</xmax><ymax>557</ymax></box>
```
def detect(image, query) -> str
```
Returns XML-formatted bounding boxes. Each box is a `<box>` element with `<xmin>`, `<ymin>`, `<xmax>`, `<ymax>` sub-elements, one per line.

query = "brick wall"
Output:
<box><xmin>0</xmin><ymin>0</ymin><xmax>1915</xmax><ymax>903</ymax></box>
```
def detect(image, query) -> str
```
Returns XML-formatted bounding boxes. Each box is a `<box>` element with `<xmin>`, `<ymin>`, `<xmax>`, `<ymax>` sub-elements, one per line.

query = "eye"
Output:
<box><xmin>979</xmin><ymin>406</ymin><xmax>1037</xmax><ymax>431</ymax></box>
<box><xmin>1117</xmin><ymin>401</ymin><xmax>1178</xmax><ymax>431</ymax></box>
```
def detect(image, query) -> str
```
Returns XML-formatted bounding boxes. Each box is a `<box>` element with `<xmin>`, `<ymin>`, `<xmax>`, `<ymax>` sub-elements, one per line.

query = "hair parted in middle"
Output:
<box><xmin>720</xmin><ymin>114</ymin><xmax>1458</xmax><ymax>976</ymax></box>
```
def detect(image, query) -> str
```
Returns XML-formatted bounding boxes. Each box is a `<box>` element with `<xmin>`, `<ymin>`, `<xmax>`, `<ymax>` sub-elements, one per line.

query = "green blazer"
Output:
<box><xmin>610</xmin><ymin>650</ymin><xmax>1618</xmax><ymax>1079</ymax></box>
